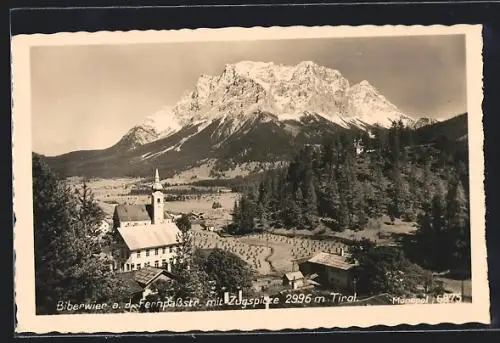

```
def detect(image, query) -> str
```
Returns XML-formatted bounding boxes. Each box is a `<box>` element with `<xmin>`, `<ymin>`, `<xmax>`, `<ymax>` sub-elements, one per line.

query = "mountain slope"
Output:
<box><xmin>414</xmin><ymin>113</ymin><xmax>467</xmax><ymax>143</ymax></box>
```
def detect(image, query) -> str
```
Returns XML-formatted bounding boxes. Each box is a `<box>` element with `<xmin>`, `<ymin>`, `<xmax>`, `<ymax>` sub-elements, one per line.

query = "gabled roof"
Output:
<box><xmin>307</xmin><ymin>252</ymin><xmax>358</xmax><ymax>271</ymax></box>
<box><xmin>118</xmin><ymin>267</ymin><xmax>175</xmax><ymax>292</ymax></box>
<box><xmin>117</xmin><ymin>271</ymin><xmax>144</xmax><ymax>295</ymax></box>
<box><xmin>117</xmin><ymin>221</ymin><xmax>181</xmax><ymax>250</ymax></box>
<box><xmin>134</xmin><ymin>266</ymin><xmax>172</xmax><ymax>287</ymax></box>
<box><xmin>115</xmin><ymin>204</ymin><xmax>151</xmax><ymax>222</ymax></box>
<box><xmin>284</xmin><ymin>271</ymin><xmax>304</xmax><ymax>281</ymax></box>
<box><xmin>114</xmin><ymin>204</ymin><xmax>175</xmax><ymax>223</ymax></box>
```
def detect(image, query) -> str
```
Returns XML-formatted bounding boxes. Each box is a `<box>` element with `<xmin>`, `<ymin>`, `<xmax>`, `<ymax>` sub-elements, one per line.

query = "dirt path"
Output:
<box><xmin>263</xmin><ymin>246</ymin><xmax>277</xmax><ymax>273</ymax></box>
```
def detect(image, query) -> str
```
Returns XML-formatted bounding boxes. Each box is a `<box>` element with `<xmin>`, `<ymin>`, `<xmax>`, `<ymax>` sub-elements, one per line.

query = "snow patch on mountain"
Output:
<box><xmin>345</xmin><ymin>80</ymin><xmax>414</xmax><ymax>127</ymax></box>
<box><xmin>141</xmin><ymin>106</ymin><xmax>182</xmax><ymax>135</ymax></box>
<box><xmin>124</xmin><ymin>61</ymin><xmax>418</xmax><ymax>150</ymax></box>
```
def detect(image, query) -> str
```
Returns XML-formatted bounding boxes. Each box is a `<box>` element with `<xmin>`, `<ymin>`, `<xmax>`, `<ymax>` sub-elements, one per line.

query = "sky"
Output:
<box><xmin>31</xmin><ymin>34</ymin><xmax>467</xmax><ymax>156</ymax></box>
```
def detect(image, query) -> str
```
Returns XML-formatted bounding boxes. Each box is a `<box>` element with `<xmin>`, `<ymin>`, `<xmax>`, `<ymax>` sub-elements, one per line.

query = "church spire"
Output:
<box><xmin>152</xmin><ymin>168</ymin><xmax>163</xmax><ymax>191</ymax></box>
<box><xmin>151</xmin><ymin>168</ymin><xmax>164</xmax><ymax>224</ymax></box>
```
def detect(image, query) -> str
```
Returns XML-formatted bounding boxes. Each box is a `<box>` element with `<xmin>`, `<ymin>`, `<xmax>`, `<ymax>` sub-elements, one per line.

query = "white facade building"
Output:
<box><xmin>113</xmin><ymin>169</ymin><xmax>182</xmax><ymax>273</ymax></box>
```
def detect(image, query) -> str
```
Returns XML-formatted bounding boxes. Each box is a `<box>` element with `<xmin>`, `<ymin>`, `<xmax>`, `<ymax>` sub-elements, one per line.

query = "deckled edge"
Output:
<box><xmin>11</xmin><ymin>24</ymin><xmax>490</xmax><ymax>334</ymax></box>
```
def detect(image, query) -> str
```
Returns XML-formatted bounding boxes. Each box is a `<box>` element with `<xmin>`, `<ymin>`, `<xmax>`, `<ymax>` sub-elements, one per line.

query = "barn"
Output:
<box><xmin>282</xmin><ymin>271</ymin><xmax>305</xmax><ymax>290</ymax></box>
<box><xmin>299</xmin><ymin>248</ymin><xmax>358</xmax><ymax>291</ymax></box>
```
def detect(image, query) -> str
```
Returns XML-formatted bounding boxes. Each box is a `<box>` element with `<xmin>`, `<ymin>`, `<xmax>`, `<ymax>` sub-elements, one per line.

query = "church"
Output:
<box><xmin>112</xmin><ymin>169</ymin><xmax>182</xmax><ymax>273</ymax></box>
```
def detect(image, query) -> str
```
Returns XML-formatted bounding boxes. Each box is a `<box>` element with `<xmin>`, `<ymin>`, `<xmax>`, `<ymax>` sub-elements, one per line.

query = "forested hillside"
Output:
<box><xmin>232</xmin><ymin>114</ymin><xmax>470</xmax><ymax>273</ymax></box>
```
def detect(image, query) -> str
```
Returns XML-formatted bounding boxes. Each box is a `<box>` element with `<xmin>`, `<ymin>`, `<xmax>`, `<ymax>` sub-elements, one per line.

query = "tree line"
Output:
<box><xmin>231</xmin><ymin>120</ymin><xmax>470</xmax><ymax>272</ymax></box>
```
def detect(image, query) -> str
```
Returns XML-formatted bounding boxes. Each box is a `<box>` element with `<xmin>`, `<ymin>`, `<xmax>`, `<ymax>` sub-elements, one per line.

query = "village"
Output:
<box><xmin>72</xmin><ymin>168</ymin><xmax>470</xmax><ymax>311</ymax></box>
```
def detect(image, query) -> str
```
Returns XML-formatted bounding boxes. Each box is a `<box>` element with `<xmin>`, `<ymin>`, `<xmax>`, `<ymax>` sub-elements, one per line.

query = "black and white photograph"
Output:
<box><xmin>12</xmin><ymin>24</ymin><xmax>489</xmax><ymax>332</ymax></box>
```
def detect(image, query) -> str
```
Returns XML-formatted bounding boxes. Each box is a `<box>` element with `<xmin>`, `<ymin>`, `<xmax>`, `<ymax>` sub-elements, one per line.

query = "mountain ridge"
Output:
<box><xmin>39</xmin><ymin>61</ymin><xmax>461</xmax><ymax>179</ymax></box>
<box><xmin>40</xmin><ymin>113</ymin><xmax>466</xmax><ymax>179</ymax></box>
<box><xmin>116</xmin><ymin>61</ymin><xmax>418</xmax><ymax>151</ymax></box>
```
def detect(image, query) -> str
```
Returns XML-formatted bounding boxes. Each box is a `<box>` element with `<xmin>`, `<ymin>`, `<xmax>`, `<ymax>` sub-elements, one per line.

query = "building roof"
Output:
<box><xmin>305</xmin><ymin>279</ymin><xmax>321</xmax><ymax>286</ymax></box>
<box><xmin>115</xmin><ymin>204</ymin><xmax>151</xmax><ymax>222</ymax></box>
<box><xmin>114</xmin><ymin>204</ymin><xmax>174</xmax><ymax>223</ymax></box>
<box><xmin>134</xmin><ymin>266</ymin><xmax>172</xmax><ymax>287</ymax></box>
<box><xmin>117</xmin><ymin>271</ymin><xmax>144</xmax><ymax>295</ymax></box>
<box><xmin>284</xmin><ymin>271</ymin><xmax>304</xmax><ymax>281</ymax></box>
<box><xmin>117</xmin><ymin>221</ymin><xmax>181</xmax><ymax>250</ymax></box>
<box><xmin>307</xmin><ymin>252</ymin><xmax>358</xmax><ymax>271</ymax></box>
<box><xmin>118</xmin><ymin>267</ymin><xmax>174</xmax><ymax>292</ymax></box>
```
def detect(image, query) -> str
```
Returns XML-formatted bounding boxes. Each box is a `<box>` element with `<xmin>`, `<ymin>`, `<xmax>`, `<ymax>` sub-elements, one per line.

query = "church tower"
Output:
<box><xmin>151</xmin><ymin>169</ymin><xmax>164</xmax><ymax>225</ymax></box>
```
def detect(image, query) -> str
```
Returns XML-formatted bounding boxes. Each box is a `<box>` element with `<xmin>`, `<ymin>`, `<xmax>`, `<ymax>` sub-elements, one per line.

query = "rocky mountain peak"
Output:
<box><xmin>120</xmin><ymin>61</ymin><xmax>417</xmax><ymax>149</ymax></box>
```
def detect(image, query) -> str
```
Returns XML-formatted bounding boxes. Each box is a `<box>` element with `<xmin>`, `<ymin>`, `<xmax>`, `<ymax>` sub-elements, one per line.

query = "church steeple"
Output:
<box><xmin>152</xmin><ymin>168</ymin><xmax>163</xmax><ymax>192</ymax></box>
<box><xmin>151</xmin><ymin>168</ymin><xmax>164</xmax><ymax>224</ymax></box>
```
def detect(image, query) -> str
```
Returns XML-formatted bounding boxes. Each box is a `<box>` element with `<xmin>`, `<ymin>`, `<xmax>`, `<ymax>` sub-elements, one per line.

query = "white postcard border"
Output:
<box><xmin>12</xmin><ymin>24</ymin><xmax>489</xmax><ymax>333</ymax></box>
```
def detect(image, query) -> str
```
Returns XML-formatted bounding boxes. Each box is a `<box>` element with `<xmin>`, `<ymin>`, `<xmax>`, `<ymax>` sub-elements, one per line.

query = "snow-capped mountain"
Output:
<box><xmin>411</xmin><ymin>117</ymin><xmax>439</xmax><ymax>129</ymax></box>
<box><xmin>117</xmin><ymin>61</ymin><xmax>416</xmax><ymax>149</ymax></box>
<box><xmin>46</xmin><ymin>61</ymin><xmax>449</xmax><ymax>178</ymax></box>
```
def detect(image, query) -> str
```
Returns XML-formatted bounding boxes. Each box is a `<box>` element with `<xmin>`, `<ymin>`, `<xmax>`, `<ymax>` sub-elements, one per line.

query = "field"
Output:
<box><xmin>72</xmin><ymin>177</ymin><xmax>239</xmax><ymax>226</ymax></box>
<box><xmin>269</xmin><ymin>215</ymin><xmax>417</xmax><ymax>246</ymax></box>
<box><xmin>163</xmin><ymin>159</ymin><xmax>287</xmax><ymax>185</ymax></box>
<box><xmin>192</xmin><ymin>226</ymin><xmax>349</xmax><ymax>275</ymax></box>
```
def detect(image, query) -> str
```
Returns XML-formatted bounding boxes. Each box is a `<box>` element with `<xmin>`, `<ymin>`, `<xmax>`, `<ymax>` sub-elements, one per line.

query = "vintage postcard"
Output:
<box><xmin>12</xmin><ymin>24</ymin><xmax>489</xmax><ymax>333</ymax></box>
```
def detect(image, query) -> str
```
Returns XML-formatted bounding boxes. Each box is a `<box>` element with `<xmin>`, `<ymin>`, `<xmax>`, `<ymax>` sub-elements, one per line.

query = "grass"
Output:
<box><xmin>328</xmin><ymin>216</ymin><xmax>418</xmax><ymax>245</ymax></box>
<box><xmin>81</xmin><ymin>177</ymin><xmax>238</xmax><ymax>223</ymax></box>
<box><xmin>269</xmin><ymin>215</ymin><xmax>417</xmax><ymax>246</ymax></box>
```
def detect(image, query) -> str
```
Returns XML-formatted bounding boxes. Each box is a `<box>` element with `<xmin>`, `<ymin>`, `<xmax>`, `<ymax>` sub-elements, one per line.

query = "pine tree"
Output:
<box><xmin>32</xmin><ymin>155</ymin><xmax>126</xmax><ymax>315</ymax></box>
<box><xmin>300</xmin><ymin>154</ymin><xmax>319</xmax><ymax>229</ymax></box>
<box><xmin>323</xmin><ymin>177</ymin><xmax>341</xmax><ymax>219</ymax></box>
<box><xmin>387</xmin><ymin>164</ymin><xmax>410</xmax><ymax>220</ymax></box>
<box><xmin>75</xmin><ymin>182</ymin><xmax>105</xmax><ymax>238</ymax></box>
<box><xmin>431</xmin><ymin>185</ymin><xmax>447</xmax><ymax>270</ymax></box>
<box><xmin>174</xmin><ymin>215</ymin><xmax>193</xmax><ymax>269</ymax></box>
<box><xmin>337</xmin><ymin>192</ymin><xmax>350</xmax><ymax>231</ymax></box>
<box><xmin>303</xmin><ymin>180</ymin><xmax>319</xmax><ymax>229</ymax></box>
<box><xmin>234</xmin><ymin>194</ymin><xmax>257</xmax><ymax>234</ymax></box>
<box><xmin>232</xmin><ymin>199</ymin><xmax>240</xmax><ymax>223</ymax></box>
<box><xmin>293</xmin><ymin>187</ymin><xmax>306</xmax><ymax>230</ymax></box>
<box><xmin>371</xmin><ymin>158</ymin><xmax>386</xmax><ymax>217</ymax></box>
<box><xmin>416</xmin><ymin>201</ymin><xmax>436</xmax><ymax>268</ymax></box>
<box><xmin>388</xmin><ymin>121</ymin><xmax>401</xmax><ymax>164</ymax></box>
<box><xmin>167</xmin><ymin>215</ymin><xmax>211</xmax><ymax>301</ymax></box>
<box><xmin>445</xmin><ymin>180</ymin><xmax>470</xmax><ymax>270</ymax></box>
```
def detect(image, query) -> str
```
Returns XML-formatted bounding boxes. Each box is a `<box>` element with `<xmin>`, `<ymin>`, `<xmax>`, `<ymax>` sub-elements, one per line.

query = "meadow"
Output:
<box><xmin>192</xmin><ymin>227</ymin><xmax>349</xmax><ymax>275</ymax></box>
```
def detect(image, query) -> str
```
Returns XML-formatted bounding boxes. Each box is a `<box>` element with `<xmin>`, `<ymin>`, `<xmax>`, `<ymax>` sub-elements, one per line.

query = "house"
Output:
<box><xmin>299</xmin><ymin>248</ymin><xmax>358</xmax><ymax>291</ymax></box>
<box><xmin>169</xmin><ymin>213</ymin><xmax>183</xmax><ymax>220</ymax></box>
<box><xmin>354</xmin><ymin>139</ymin><xmax>364</xmax><ymax>156</ymax></box>
<box><xmin>202</xmin><ymin>222</ymin><xmax>216</xmax><ymax>231</ymax></box>
<box><xmin>112</xmin><ymin>169</ymin><xmax>182</xmax><ymax>273</ymax></box>
<box><xmin>217</xmin><ymin>187</ymin><xmax>232</xmax><ymax>194</ymax></box>
<box><xmin>118</xmin><ymin>266</ymin><xmax>175</xmax><ymax>301</ymax></box>
<box><xmin>282</xmin><ymin>271</ymin><xmax>305</xmax><ymax>290</ymax></box>
<box><xmin>252</xmin><ymin>276</ymin><xmax>283</xmax><ymax>292</ymax></box>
